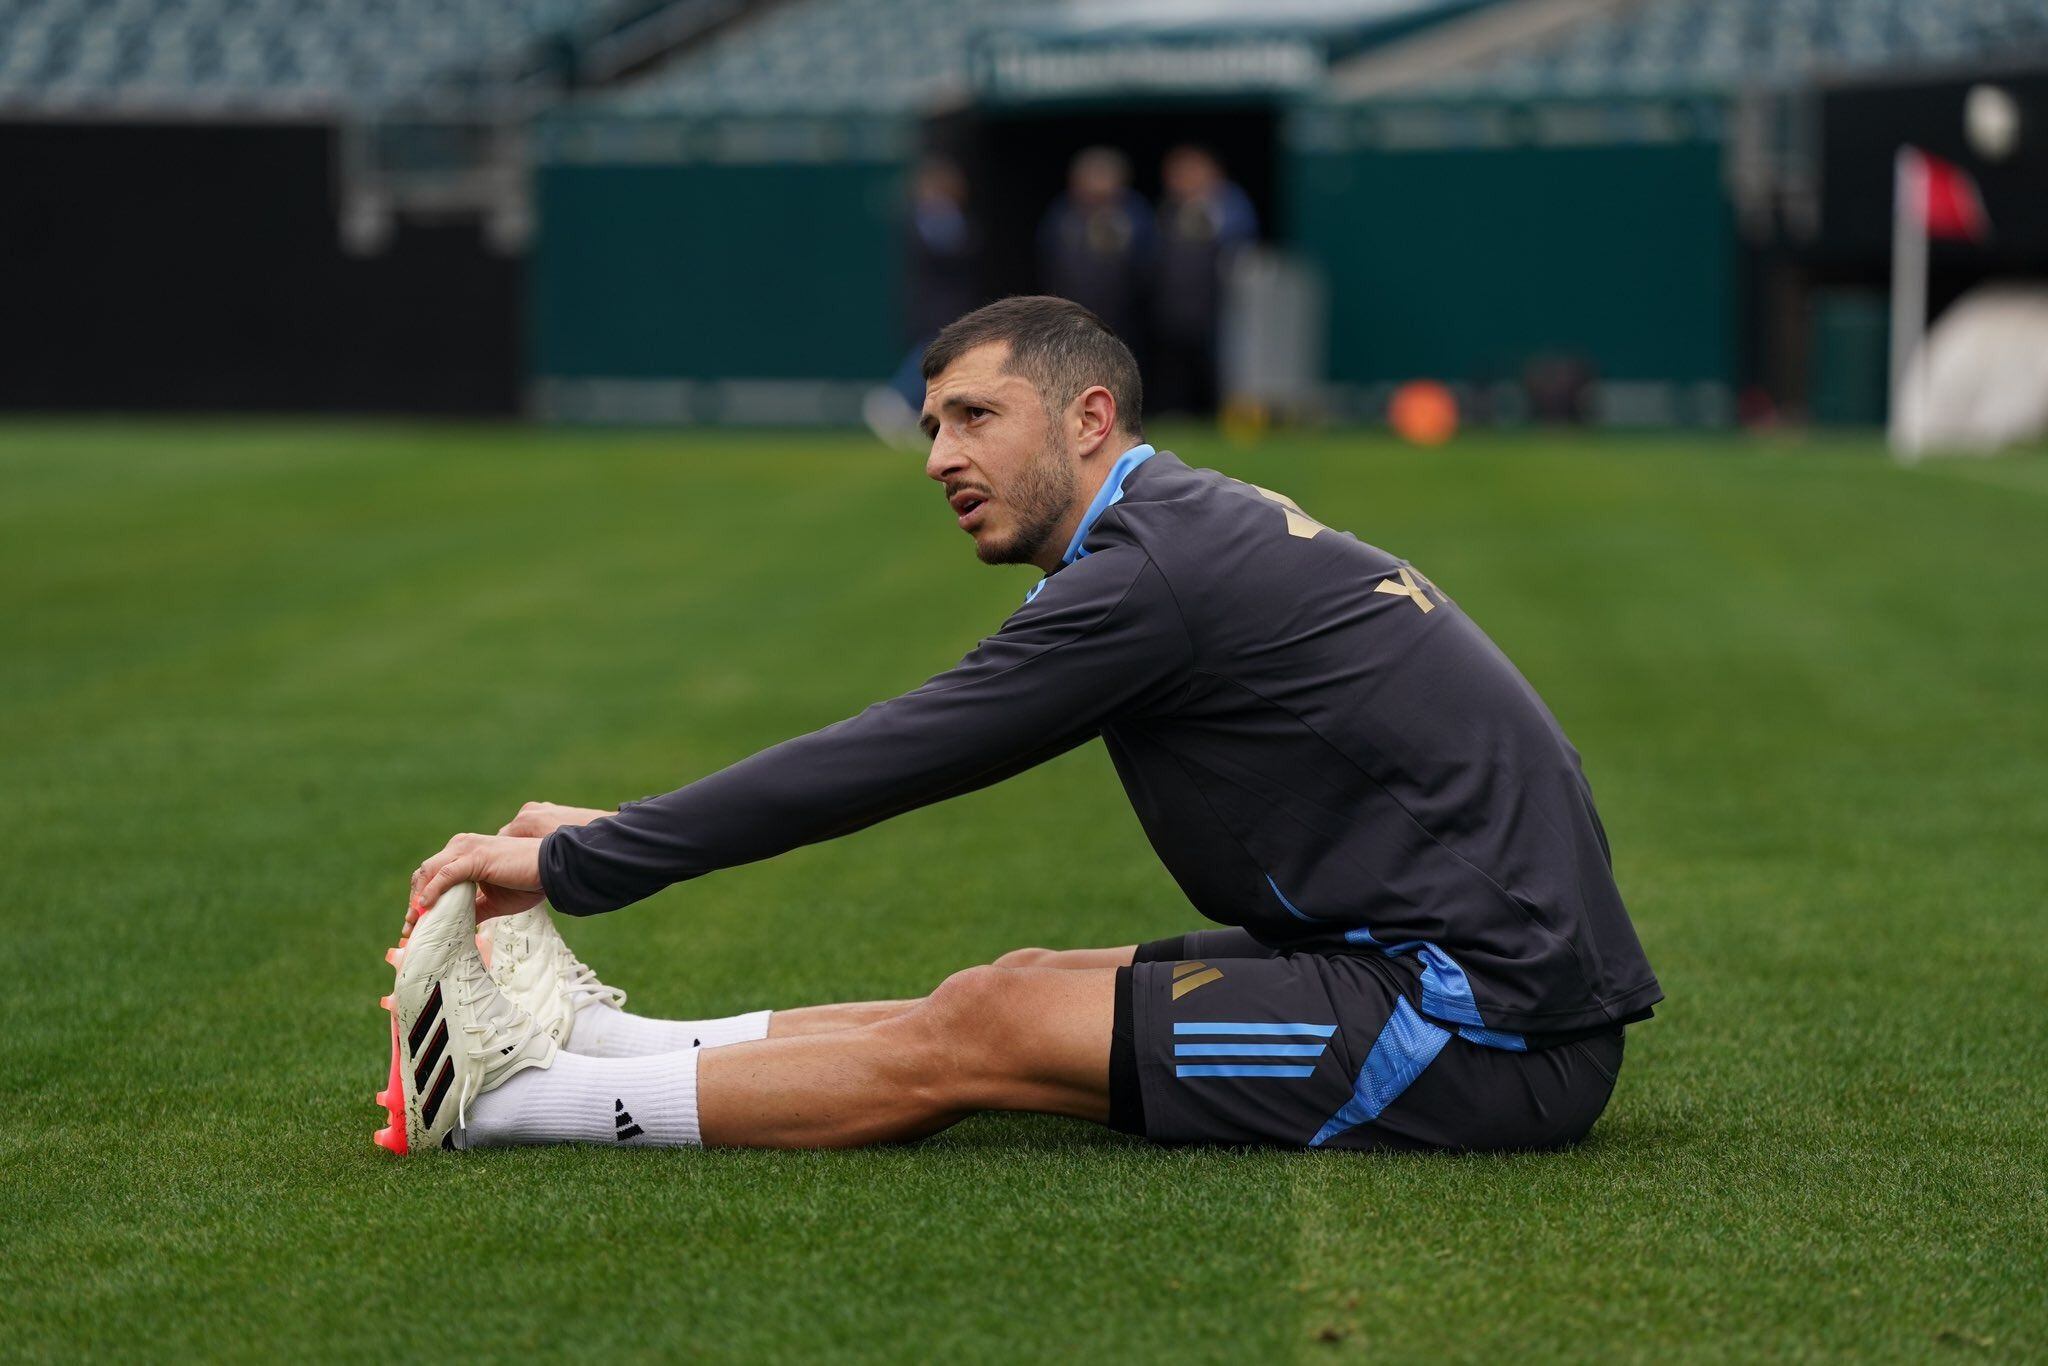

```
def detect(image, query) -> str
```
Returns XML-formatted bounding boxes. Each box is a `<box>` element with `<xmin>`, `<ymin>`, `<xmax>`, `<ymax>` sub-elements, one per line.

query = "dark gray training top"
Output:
<box><xmin>541</xmin><ymin>445</ymin><xmax>1662</xmax><ymax>1040</ymax></box>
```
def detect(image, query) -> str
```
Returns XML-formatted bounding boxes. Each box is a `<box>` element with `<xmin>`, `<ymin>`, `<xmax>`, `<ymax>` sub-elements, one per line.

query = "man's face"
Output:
<box><xmin>1163</xmin><ymin>148</ymin><xmax>1216</xmax><ymax>200</ymax></box>
<box><xmin>921</xmin><ymin>342</ymin><xmax>1080</xmax><ymax>569</ymax></box>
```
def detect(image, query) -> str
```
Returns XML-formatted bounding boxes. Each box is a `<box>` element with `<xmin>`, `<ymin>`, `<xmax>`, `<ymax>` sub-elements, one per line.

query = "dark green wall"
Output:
<box><xmin>1289</xmin><ymin>137</ymin><xmax>1737</xmax><ymax>387</ymax></box>
<box><xmin>531</xmin><ymin>107</ymin><xmax>1739</xmax><ymax>407</ymax></box>
<box><xmin>533</xmin><ymin>160</ymin><xmax>903</xmax><ymax>381</ymax></box>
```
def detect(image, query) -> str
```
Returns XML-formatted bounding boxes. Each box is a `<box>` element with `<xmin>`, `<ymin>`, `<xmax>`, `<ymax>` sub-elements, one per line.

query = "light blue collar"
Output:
<box><xmin>1060</xmin><ymin>443</ymin><xmax>1157</xmax><ymax>566</ymax></box>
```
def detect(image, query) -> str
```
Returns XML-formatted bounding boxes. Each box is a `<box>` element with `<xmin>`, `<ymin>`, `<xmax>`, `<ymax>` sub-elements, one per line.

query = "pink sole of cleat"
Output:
<box><xmin>373</xmin><ymin>974</ymin><xmax>409</xmax><ymax>1156</ymax></box>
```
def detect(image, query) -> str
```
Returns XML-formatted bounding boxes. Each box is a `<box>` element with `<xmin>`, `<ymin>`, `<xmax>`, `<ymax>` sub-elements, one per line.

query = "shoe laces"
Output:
<box><xmin>450</xmin><ymin>949</ymin><xmax>543</xmax><ymax>1133</ymax></box>
<box><xmin>557</xmin><ymin>950</ymin><xmax>627</xmax><ymax>1014</ymax></box>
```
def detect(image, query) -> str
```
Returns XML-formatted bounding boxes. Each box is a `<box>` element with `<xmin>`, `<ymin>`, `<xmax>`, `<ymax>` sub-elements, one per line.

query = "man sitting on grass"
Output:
<box><xmin>375</xmin><ymin>295</ymin><xmax>1661</xmax><ymax>1156</ymax></box>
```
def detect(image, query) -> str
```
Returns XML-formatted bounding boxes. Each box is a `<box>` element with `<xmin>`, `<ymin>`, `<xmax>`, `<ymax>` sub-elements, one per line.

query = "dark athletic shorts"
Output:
<box><xmin>1108</xmin><ymin>928</ymin><xmax>1626</xmax><ymax>1152</ymax></box>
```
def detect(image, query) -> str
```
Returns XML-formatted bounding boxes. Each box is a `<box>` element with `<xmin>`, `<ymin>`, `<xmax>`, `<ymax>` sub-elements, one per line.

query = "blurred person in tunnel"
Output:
<box><xmin>1151</xmin><ymin>145</ymin><xmax>1257</xmax><ymax>417</ymax></box>
<box><xmin>867</xmin><ymin>155</ymin><xmax>985</xmax><ymax>448</ymax></box>
<box><xmin>1037</xmin><ymin>147</ymin><xmax>1153</xmax><ymax>346</ymax></box>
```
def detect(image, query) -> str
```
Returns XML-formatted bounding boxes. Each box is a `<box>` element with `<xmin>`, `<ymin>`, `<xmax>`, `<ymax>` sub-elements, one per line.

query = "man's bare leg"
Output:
<box><xmin>701</xmin><ymin>965</ymin><xmax>1118</xmax><ymax>1147</ymax></box>
<box><xmin>762</xmin><ymin>945</ymin><xmax>1137</xmax><ymax>1038</ymax></box>
<box><xmin>462</xmin><ymin>961</ymin><xmax>1123</xmax><ymax>1149</ymax></box>
<box><xmin>766</xmin><ymin>999</ymin><xmax>920</xmax><ymax>1037</ymax></box>
<box><xmin>992</xmin><ymin>945</ymin><xmax>1138</xmax><ymax>970</ymax></box>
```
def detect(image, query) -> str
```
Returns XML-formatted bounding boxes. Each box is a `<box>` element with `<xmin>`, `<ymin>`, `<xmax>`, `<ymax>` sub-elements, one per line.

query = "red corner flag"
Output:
<box><xmin>1889</xmin><ymin>146</ymin><xmax>1992</xmax><ymax>459</ymax></box>
<box><xmin>1902</xmin><ymin>146</ymin><xmax>1990</xmax><ymax>241</ymax></box>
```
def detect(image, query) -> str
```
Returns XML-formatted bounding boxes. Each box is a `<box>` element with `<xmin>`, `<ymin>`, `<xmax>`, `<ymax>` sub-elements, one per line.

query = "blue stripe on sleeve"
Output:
<box><xmin>1266</xmin><ymin>874</ymin><xmax>1318</xmax><ymax>922</ymax></box>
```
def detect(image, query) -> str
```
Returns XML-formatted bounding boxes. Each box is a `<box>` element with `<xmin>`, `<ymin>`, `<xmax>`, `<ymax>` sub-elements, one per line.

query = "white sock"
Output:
<box><xmin>567</xmin><ymin>1003</ymin><xmax>772</xmax><ymax>1058</ymax></box>
<box><xmin>463</xmin><ymin>1048</ymin><xmax>701</xmax><ymax>1148</ymax></box>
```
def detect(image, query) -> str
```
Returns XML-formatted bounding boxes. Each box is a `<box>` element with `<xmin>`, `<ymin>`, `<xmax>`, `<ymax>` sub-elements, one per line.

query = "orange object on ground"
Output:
<box><xmin>1390</xmin><ymin>380</ymin><xmax>1458</xmax><ymax>446</ymax></box>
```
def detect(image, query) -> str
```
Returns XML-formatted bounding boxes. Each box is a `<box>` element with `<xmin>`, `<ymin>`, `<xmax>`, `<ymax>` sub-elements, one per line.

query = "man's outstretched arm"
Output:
<box><xmin>539</xmin><ymin>546</ymin><xmax>1189</xmax><ymax>916</ymax></box>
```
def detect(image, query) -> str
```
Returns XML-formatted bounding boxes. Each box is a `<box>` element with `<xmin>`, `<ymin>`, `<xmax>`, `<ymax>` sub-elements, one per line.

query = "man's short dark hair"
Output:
<box><xmin>922</xmin><ymin>295</ymin><xmax>1144</xmax><ymax>438</ymax></box>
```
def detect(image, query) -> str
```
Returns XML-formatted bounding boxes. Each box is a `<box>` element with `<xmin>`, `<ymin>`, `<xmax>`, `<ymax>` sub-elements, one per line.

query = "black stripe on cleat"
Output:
<box><xmin>413</xmin><ymin>1021</ymin><xmax>449</xmax><ymax>1091</ymax></box>
<box><xmin>407</xmin><ymin>984</ymin><xmax>443</xmax><ymax>1055</ymax></box>
<box><xmin>421</xmin><ymin>1057</ymin><xmax>455</xmax><ymax>1128</ymax></box>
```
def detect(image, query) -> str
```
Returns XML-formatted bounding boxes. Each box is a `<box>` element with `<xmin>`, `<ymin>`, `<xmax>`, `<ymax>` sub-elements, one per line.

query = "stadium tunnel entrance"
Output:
<box><xmin>924</xmin><ymin>101</ymin><xmax>1282</xmax><ymax>405</ymax></box>
<box><xmin>929</xmin><ymin>102</ymin><xmax>1281</xmax><ymax>299</ymax></box>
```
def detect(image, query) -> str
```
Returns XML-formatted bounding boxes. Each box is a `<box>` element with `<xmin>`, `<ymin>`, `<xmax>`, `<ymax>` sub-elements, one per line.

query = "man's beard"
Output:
<box><xmin>976</xmin><ymin>431</ymin><xmax>1079</xmax><ymax>566</ymax></box>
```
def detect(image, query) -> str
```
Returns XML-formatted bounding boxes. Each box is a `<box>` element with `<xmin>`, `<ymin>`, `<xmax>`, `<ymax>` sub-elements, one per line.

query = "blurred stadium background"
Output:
<box><xmin>4</xmin><ymin>0</ymin><xmax>2046</xmax><ymax>437</ymax></box>
<box><xmin>8</xmin><ymin>1</ymin><xmax>2048</xmax><ymax>1360</ymax></box>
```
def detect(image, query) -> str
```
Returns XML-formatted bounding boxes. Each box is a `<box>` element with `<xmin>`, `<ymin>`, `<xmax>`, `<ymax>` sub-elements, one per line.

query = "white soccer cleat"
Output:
<box><xmin>475</xmin><ymin>902</ymin><xmax>627</xmax><ymax>1049</ymax></box>
<box><xmin>373</xmin><ymin>882</ymin><xmax>556</xmax><ymax>1155</ymax></box>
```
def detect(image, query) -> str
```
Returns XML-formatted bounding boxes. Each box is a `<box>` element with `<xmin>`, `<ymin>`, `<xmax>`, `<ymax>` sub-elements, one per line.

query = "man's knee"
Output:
<box><xmin>864</xmin><ymin>966</ymin><xmax>1015</xmax><ymax>1107</ymax></box>
<box><xmin>907</xmin><ymin>964</ymin><xmax>1057</xmax><ymax>1075</ymax></box>
<box><xmin>921</xmin><ymin>965</ymin><xmax>1105</xmax><ymax>1066</ymax></box>
<box><xmin>873</xmin><ymin>964</ymin><xmax>1115</xmax><ymax>1120</ymax></box>
<box><xmin>991</xmin><ymin>945</ymin><xmax>1138</xmax><ymax>970</ymax></box>
<box><xmin>921</xmin><ymin>964</ymin><xmax>1011</xmax><ymax>1036</ymax></box>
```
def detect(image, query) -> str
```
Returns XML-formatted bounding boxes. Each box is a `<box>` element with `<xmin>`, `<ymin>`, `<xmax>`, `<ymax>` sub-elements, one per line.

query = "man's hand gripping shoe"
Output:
<box><xmin>373</xmin><ymin>882</ymin><xmax>556</xmax><ymax>1154</ymax></box>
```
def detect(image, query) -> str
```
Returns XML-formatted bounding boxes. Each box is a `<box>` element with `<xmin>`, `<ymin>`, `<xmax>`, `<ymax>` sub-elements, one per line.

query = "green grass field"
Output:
<box><xmin>4</xmin><ymin>421</ymin><xmax>2043</xmax><ymax>1361</ymax></box>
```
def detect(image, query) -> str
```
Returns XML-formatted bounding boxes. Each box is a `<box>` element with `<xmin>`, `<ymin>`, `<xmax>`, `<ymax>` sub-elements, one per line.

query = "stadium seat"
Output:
<box><xmin>0</xmin><ymin>0</ymin><xmax>622</xmax><ymax>108</ymax></box>
<box><xmin>596</xmin><ymin>0</ymin><xmax>1012</xmax><ymax>114</ymax></box>
<box><xmin>1407</xmin><ymin>0</ymin><xmax>2048</xmax><ymax>99</ymax></box>
<box><xmin>3</xmin><ymin>0</ymin><xmax>2042</xmax><ymax>115</ymax></box>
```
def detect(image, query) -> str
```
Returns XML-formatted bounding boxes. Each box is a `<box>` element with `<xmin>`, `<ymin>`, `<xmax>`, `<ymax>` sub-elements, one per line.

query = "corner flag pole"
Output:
<box><xmin>1887</xmin><ymin>146</ymin><xmax>1928</xmax><ymax>463</ymax></box>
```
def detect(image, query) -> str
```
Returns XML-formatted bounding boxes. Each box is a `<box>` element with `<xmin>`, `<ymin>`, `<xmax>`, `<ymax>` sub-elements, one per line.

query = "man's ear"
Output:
<box><xmin>1071</xmin><ymin>385</ymin><xmax>1119</xmax><ymax>458</ymax></box>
